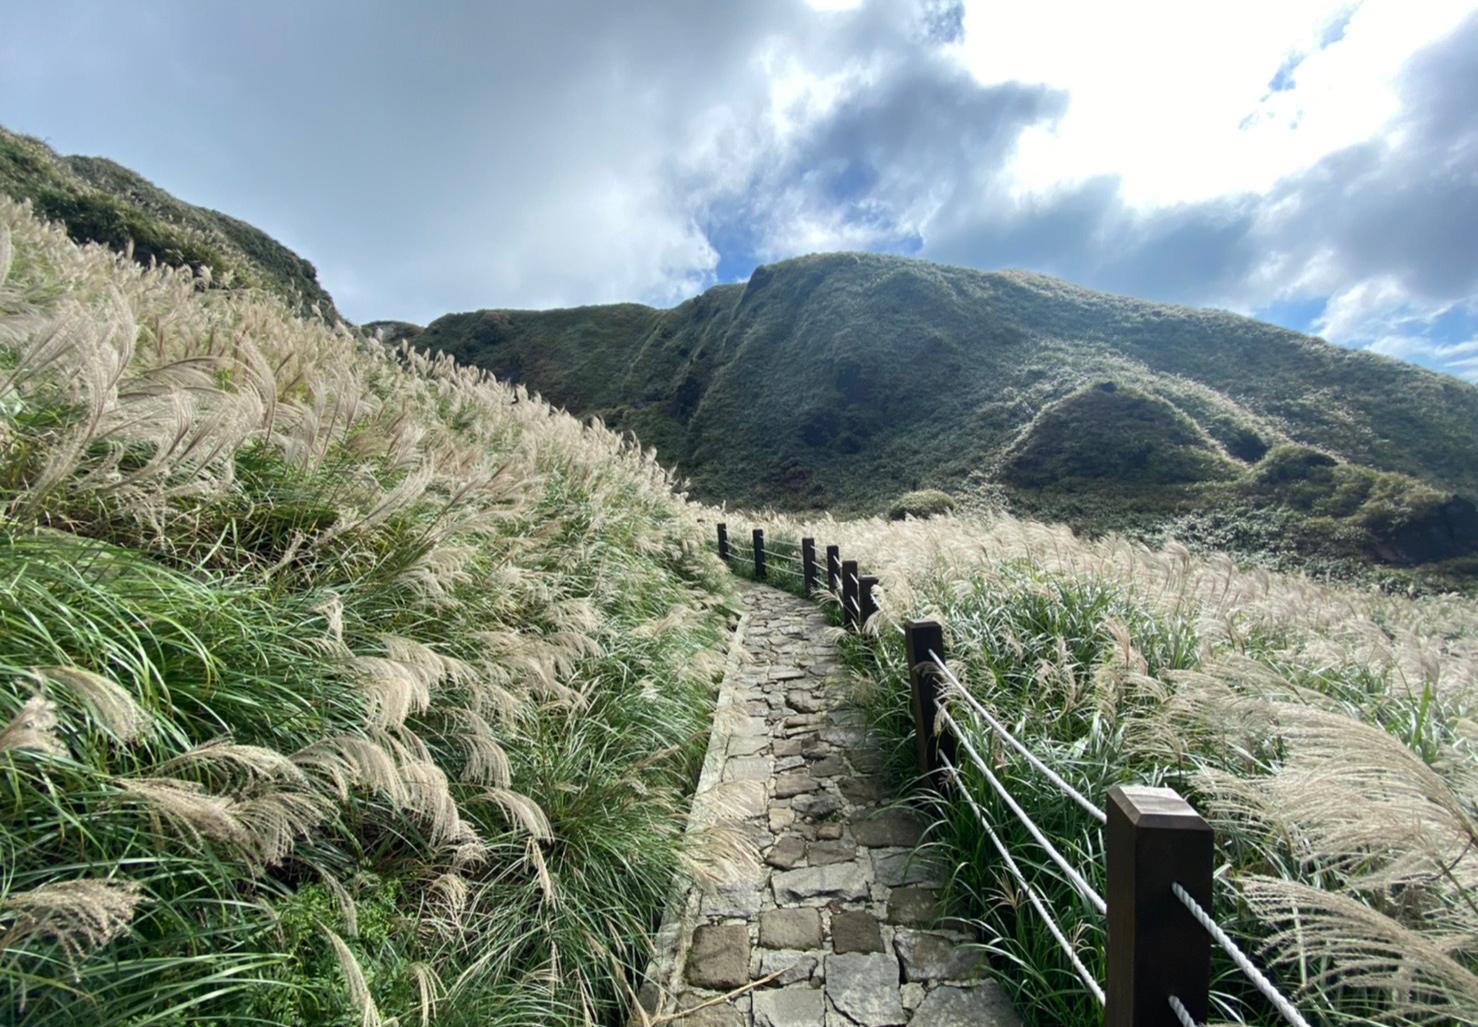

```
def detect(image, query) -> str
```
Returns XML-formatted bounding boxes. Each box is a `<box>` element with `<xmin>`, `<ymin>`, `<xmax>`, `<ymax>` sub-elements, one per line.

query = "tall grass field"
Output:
<box><xmin>747</xmin><ymin>512</ymin><xmax>1478</xmax><ymax>1025</ymax></box>
<box><xmin>0</xmin><ymin>196</ymin><xmax>737</xmax><ymax>1026</ymax></box>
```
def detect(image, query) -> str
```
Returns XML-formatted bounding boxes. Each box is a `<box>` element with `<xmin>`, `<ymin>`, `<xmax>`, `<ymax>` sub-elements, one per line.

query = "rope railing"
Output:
<box><xmin>929</xmin><ymin>651</ymin><xmax>1107</xmax><ymax>825</ymax></box>
<box><xmin>942</xmin><ymin>752</ymin><xmax>1107</xmax><ymax>1007</ymax></box>
<box><xmin>713</xmin><ymin>521</ymin><xmax>1314</xmax><ymax>1027</ymax></box>
<box><xmin>1168</xmin><ymin>994</ymin><xmax>1198</xmax><ymax>1027</ymax></box>
<box><xmin>939</xmin><ymin>704</ymin><xmax>1107</xmax><ymax>915</ymax></box>
<box><xmin>1172</xmin><ymin>883</ymin><xmax>1313</xmax><ymax>1027</ymax></box>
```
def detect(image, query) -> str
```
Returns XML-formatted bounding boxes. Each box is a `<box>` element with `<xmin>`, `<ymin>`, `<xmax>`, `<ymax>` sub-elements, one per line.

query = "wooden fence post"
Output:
<box><xmin>1105</xmin><ymin>786</ymin><xmax>1214</xmax><ymax>1027</ymax></box>
<box><xmin>841</xmin><ymin>560</ymin><xmax>859</xmax><ymax>630</ymax></box>
<box><xmin>752</xmin><ymin>528</ymin><xmax>766</xmax><ymax>581</ymax></box>
<box><xmin>826</xmin><ymin>545</ymin><xmax>840</xmax><ymax>595</ymax></box>
<box><xmin>801</xmin><ymin>538</ymin><xmax>817</xmax><ymax>596</ymax></box>
<box><xmin>717</xmin><ymin>522</ymin><xmax>729</xmax><ymax>562</ymax></box>
<box><xmin>858</xmin><ymin>574</ymin><xmax>878</xmax><ymax>628</ymax></box>
<box><xmin>903</xmin><ymin>620</ymin><xmax>953</xmax><ymax>788</ymax></box>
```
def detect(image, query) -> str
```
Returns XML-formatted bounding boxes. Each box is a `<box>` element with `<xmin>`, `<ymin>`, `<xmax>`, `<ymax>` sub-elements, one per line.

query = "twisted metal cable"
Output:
<box><xmin>929</xmin><ymin>651</ymin><xmax>1107</xmax><ymax>825</ymax></box>
<box><xmin>942</xmin><ymin>754</ymin><xmax>1106</xmax><ymax>1007</ymax></box>
<box><xmin>1171</xmin><ymin>883</ymin><xmax>1312</xmax><ymax>1027</ymax></box>
<box><xmin>939</xmin><ymin>706</ymin><xmax>1106</xmax><ymax>915</ymax></box>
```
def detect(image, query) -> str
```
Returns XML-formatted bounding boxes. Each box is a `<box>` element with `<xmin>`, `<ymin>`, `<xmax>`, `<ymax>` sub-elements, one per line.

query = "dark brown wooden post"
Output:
<box><xmin>904</xmin><ymin>620</ymin><xmax>953</xmax><ymax>788</ymax></box>
<box><xmin>858</xmin><ymin>574</ymin><xmax>878</xmax><ymax>627</ymax></box>
<box><xmin>717</xmin><ymin>522</ymin><xmax>729</xmax><ymax>562</ymax></box>
<box><xmin>752</xmin><ymin>528</ymin><xmax>766</xmax><ymax>580</ymax></box>
<box><xmin>826</xmin><ymin>545</ymin><xmax>840</xmax><ymax>595</ymax></box>
<box><xmin>801</xmin><ymin>538</ymin><xmax>817</xmax><ymax>596</ymax></box>
<box><xmin>841</xmin><ymin>560</ymin><xmax>859</xmax><ymax>630</ymax></box>
<box><xmin>1106</xmin><ymin>786</ymin><xmax>1214</xmax><ymax>1027</ymax></box>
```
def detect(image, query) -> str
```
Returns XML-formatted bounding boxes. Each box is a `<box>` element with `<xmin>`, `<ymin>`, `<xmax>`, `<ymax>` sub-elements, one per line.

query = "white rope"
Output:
<box><xmin>929</xmin><ymin>651</ymin><xmax>1107</xmax><ymax>825</ymax></box>
<box><xmin>942</xmin><ymin>754</ymin><xmax>1106</xmax><ymax>1006</ymax></box>
<box><xmin>848</xmin><ymin>572</ymin><xmax>860</xmax><ymax>586</ymax></box>
<box><xmin>1172</xmin><ymin>883</ymin><xmax>1312</xmax><ymax>1027</ymax></box>
<box><xmin>1168</xmin><ymin>994</ymin><xmax>1200</xmax><ymax>1027</ymax></box>
<box><xmin>940</xmin><ymin>706</ymin><xmax>1107</xmax><ymax>916</ymax></box>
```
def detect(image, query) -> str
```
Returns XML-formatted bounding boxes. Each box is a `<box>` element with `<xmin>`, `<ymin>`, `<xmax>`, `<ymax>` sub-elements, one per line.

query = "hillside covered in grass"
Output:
<box><xmin>744</xmin><ymin>511</ymin><xmax>1478</xmax><ymax>1025</ymax></box>
<box><xmin>0</xmin><ymin>125</ymin><xmax>338</xmax><ymax>320</ymax></box>
<box><xmin>408</xmin><ymin>252</ymin><xmax>1478</xmax><ymax>577</ymax></box>
<box><xmin>0</xmin><ymin>197</ymin><xmax>735</xmax><ymax>1026</ymax></box>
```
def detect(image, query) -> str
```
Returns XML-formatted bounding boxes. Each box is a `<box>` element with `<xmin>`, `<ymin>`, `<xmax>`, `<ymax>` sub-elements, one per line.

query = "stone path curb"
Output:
<box><xmin>636</xmin><ymin>583</ymin><xmax>1021</xmax><ymax>1026</ymax></box>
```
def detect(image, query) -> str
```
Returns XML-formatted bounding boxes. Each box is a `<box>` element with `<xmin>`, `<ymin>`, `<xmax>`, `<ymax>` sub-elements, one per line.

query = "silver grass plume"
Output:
<box><xmin>409</xmin><ymin>962</ymin><xmax>443</xmax><ymax>1027</ymax></box>
<box><xmin>1</xmin><ymin>878</ymin><xmax>144</xmax><ymax>964</ymax></box>
<box><xmin>0</xmin><ymin>696</ymin><xmax>66</xmax><ymax>757</ymax></box>
<box><xmin>323</xmin><ymin>928</ymin><xmax>383</xmax><ymax>1027</ymax></box>
<box><xmin>112</xmin><ymin>776</ymin><xmax>247</xmax><ymax>849</ymax></box>
<box><xmin>159</xmin><ymin>737</ymin><xmax>309</xmax><ymax>787</ymax></box>
<box><xmin>34</xmin><ymin>666</ymin><xmax>148</xmax><ymax>741</ymax></box>
<box><xmin>1241</xmin><ymin>875</ymin><xmax>1478</xmax><ymax>1023</ymax></box>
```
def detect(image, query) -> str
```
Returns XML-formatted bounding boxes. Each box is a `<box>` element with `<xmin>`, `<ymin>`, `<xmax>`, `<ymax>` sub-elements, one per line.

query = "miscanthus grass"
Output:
<box><xmin>741</xmin><ymin>511</ymin><xmax>1478</xmax><ymax>1025</ymax></box>
<box><xmin>0</xmin><ymin>197</ymin><xmax>734</xmax><ymax>1026</ymax></box>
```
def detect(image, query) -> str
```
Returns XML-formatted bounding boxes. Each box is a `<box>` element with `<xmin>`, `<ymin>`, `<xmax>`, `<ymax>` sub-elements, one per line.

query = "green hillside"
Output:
<box><xmin>0</xmin><ymin>125</ymin><xmax>338</xmax><ymax>319</ymax></box>
<box><xmin>0</xmin><ymin>197</ymin><xmax>731</xmax><ymax>1025</ymax></box>
<box><xmin>408</xmin><ymin>252</ymin><xmax>1478</xmax><ymax>574</ymax></box>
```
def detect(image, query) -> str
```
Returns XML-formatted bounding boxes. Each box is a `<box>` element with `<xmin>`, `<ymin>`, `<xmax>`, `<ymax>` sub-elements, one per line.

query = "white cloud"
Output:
<box><xmin>953</xmin><ymin>0</ymin><xmax>1475</xmax><ymax>206</ymax></box>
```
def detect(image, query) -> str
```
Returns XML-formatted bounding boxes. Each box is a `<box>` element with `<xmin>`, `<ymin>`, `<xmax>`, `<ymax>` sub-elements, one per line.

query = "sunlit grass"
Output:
<box><xmin>747</xmin><ymin>510</ymin><xmax>1478</xmax><ymax>1025</ymax></box>
<box><xmin>0</xmin><ymin>197</ymin><xmax>734</xmax><ymax>1026</ymax></box>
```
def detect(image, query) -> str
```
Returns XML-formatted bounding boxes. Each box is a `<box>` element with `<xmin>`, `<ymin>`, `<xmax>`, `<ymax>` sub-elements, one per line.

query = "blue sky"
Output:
<box><xmin>2</xmin><ymin>0</ymin><xmax>1476</xmax><ymax>381</ymax></box>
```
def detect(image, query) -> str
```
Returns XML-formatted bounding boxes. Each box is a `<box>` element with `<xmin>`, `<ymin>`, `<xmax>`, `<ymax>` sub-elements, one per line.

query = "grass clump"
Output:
<box><xmin>744</xmin><ymin>509</ymin><xmax>1478</xmax><ymax>1025</ymax></box>
<box><xmin>0</xmin><ymin>196</ymin><xmax>733</xmax><ymax>1026</ymax></box>
<box><xmin>887</xmin><ymin>488</ymin><xmax>955</xmax><ymax>520</ymax></box>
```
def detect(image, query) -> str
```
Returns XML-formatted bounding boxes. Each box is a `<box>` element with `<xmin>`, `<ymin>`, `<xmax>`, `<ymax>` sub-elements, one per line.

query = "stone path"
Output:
<box><xmin>637</xmin><ymin>583</ymin><xmax>1020</xmax><ymax>1027</ymax></box>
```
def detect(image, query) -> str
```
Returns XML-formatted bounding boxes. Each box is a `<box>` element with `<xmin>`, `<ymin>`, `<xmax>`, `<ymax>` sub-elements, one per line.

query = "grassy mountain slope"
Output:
<box><xmin>0</xmin><ymin>125</ymin><xmax>338</xmax><ymax>319</ymax></box>
<box><xmin>0</xmin><ymin>197</ymin><xmax>732</xmax><ymax>1025</ymax></box>
<box><xmin>411</xmin><ymin>252</ymin><xmax>1478</xmax><ymax>572</ymax></box>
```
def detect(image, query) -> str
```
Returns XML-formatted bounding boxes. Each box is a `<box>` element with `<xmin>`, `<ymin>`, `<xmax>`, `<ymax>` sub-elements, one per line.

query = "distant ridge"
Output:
<box><xmin>0</xmin><ymin>125</ymin><xmax>338</xmax><ymax>319</ymax></box>
<box><xmin>408</xmin><ymin>251</ymin><xmax>1478</xmax><ymax>572</ymax></box>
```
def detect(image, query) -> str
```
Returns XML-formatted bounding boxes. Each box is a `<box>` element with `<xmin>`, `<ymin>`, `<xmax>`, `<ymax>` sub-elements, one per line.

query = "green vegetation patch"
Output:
<box><xmin>887</xmin><ymin>488</ymin><xmax>956</xmax><ymax>520</ymax></box>
<box><xmin>1000</xmin><ymin>381</ymin><xmax>1243</xmax><ymax>487</ymax></box>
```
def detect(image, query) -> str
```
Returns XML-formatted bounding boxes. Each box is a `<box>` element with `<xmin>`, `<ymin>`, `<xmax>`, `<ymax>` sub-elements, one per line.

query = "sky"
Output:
<box><xmin>2</xmin><ymin>0</ymin><xmax>1477</xmax><ymax>381</ymax></box>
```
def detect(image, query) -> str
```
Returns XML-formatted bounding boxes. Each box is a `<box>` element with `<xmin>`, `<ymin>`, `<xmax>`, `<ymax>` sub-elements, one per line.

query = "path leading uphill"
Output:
<box><xmin>637</xmin><ymin>583</ymin><xmax>1020</xmax><ymax>1026</ymax></box>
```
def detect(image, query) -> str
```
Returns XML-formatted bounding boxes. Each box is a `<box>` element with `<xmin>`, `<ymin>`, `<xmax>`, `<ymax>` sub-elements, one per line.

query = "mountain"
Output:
<box><xmin>0</xmin><ymin>125</ymin><xmax>338</xmax><ymax>319</ymax></box>
<box><xmin>407</xmin><ymin>251</ymin><xmax>1478</xmax><ymax>573</ymax></box>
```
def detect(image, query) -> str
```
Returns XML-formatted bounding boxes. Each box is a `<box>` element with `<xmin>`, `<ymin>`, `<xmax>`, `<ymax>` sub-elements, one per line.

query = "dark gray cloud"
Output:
<box><xmin>1</xmin><ymin>1</ymin><xmax>818</xmax><ymax>319</ymax></box>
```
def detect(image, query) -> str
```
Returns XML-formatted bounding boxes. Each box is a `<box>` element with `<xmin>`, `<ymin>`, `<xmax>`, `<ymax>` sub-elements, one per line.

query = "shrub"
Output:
<box><xmin>887</xmin><ymin>488</ymin><xmax>955</xmax><ymax>520</ymax></box>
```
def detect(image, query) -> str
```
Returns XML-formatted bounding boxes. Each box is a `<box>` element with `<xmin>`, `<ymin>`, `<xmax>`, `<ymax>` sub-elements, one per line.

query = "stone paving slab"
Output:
<box><xmin>639</xmin><ymin>583</ymin><xmax>1022</xmax><ymax>1026</ymax></box>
